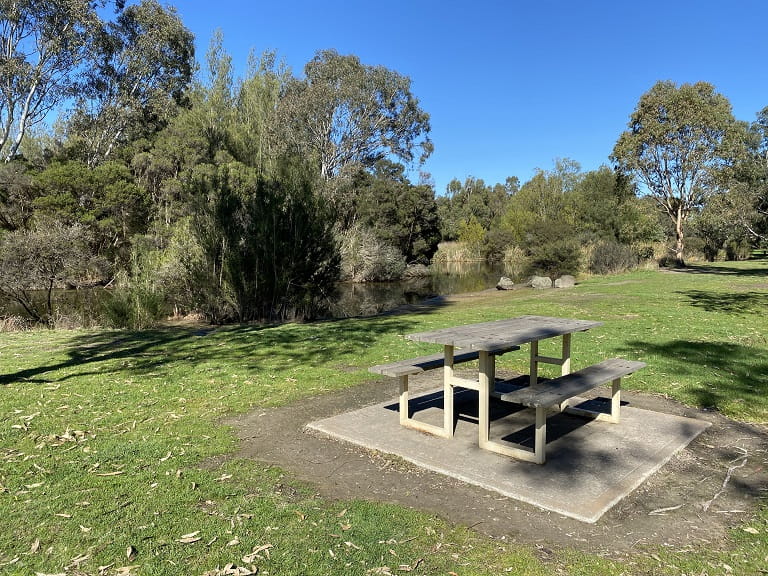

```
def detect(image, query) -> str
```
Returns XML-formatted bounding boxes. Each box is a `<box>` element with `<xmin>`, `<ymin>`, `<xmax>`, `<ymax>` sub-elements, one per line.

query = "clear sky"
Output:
<box><xmin>173</xmin><ymin>0</ymin><xmax>768</xmax><ymax>194</ymax></box>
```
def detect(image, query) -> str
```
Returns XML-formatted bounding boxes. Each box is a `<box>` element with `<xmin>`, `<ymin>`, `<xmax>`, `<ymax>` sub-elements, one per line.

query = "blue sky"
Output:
<box><xmin>174</xmin><ymin>0</ymin><xmax>768</xmax><ymax>194</ymax></box>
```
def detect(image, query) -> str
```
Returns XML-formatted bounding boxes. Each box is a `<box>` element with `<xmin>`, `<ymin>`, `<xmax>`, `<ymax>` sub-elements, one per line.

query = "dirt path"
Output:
<box><xmin>225</xmin><ymin>370</ymin><xmax>767</xmax><ymax>561</ymax></box>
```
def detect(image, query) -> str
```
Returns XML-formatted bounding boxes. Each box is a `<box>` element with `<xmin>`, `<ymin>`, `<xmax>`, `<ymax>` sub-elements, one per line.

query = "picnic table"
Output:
<box><xmin>371</xmin><ymin>315</ymin><xmax>645</xmax><ymax>464</ymax></box>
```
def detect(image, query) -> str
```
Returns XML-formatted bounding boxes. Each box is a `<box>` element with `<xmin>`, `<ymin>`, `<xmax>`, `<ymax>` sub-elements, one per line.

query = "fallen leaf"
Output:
<box><xmin>743</xmin><ymin>527</ymin><xmax>760</xmax><ymax>534</ymax></box>
<box><xmin>227</xmin><ymin>537</ymin><xmax>240</xmax><ymax>547</ymax></box>
<box><xmin>94</xmin><ymin>471</ymin><xmax>124</xmax><ymax>477</ymax></box>
<box><xmin>242</xmin><ymin>543</ymin><xmax>273</xmax><ymax>563</ymax></box>
<box><xmin>30</xmin><ymin>539</ymin><xmax>40</xmax><ymax>554</ymax></box>
<box><xmin>177</xmin><ymin>531</ymin><xmax>201</xmax><ymax>544</ymax></box>
<box><xmin>126</xmin><ymin>545</ymin><xmax>137</xmax><ymax>561</ymax></box>
<box><xmin>80</xmin><ymin>525</ymin><xmax>92</xmax><ymax>533</ymax></box>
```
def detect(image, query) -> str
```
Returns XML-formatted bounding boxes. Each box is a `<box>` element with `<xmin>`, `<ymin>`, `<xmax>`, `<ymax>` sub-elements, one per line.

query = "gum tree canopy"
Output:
<box><xmin>612</xmin><ymin>80</ymin><xmax>738</xmax><ymax>265</ymax></box>
<box><xmin>0</xmin><ymin>0</ymin><xmax>108</xmax><ymax>161</ymax></box>
<box><xmin>280</xmin><ymin>49</ymin><xmax>433</xmax><ymax>180</ymax></box>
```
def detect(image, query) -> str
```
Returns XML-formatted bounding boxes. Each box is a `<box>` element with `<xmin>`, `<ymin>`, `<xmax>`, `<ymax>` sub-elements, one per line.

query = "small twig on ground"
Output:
<box><xmin>702</xmin><ymin>447</ymin><xmax>748</xmax><ymax>512</ymax></box>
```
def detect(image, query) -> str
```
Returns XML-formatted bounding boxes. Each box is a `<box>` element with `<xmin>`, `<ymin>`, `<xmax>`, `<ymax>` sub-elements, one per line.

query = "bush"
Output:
<box><xmin>483</xmin><ymin>229</ymin><xmax>516</xmax><ymax>262</ymax></box>
<box><xmin>0</xmin><ymin>315</ymin><xmax>32</xmax><ymax>332</ymax></box>
<box><xmin>339</xmin><ymin>225</ymin><xmax>406</xmax><ymax>282</ymax></box>
<box><xmin>188</xmin><ymin>158</ymin><xmax>340</xmax><ymax>322</ymax></box>
<box><xmin>101</xmin><ymin>269</ymin><xmax>167</xmax><ymax>330</ymax></box>
<box><xmin>526</xmin><ymin>239</ymin><xmax>581</xmax><ymax>278</ymax></box>
<box><xmin>725</xmin><ymin>240</ymin><xmax>751</xmax><ymax>261</ymax></box>
<box><xmin>588</xmin><ymin>240</ymin><xmax>638</xmax><ymax>274</ymax></box>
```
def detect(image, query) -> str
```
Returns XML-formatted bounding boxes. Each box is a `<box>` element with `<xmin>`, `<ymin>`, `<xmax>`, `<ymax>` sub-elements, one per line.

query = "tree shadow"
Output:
<box><xmin>667</xmin><ymin>263</ymin><xmax>768</xmax><ymax>277</ymax></box>
<box><xmin>618</xmin><ymin>339</ymin><xmax>768</xmax><ymax>414</ymax></box>
<box><xmin>0</xmin><ymin>301</ymin><xmax>453</xmax><ymax>386</ymax></box>
<box><xmin>677</xmin><ymin>289</ymin><xmax>768</xmax><ymax>314</ymax></box>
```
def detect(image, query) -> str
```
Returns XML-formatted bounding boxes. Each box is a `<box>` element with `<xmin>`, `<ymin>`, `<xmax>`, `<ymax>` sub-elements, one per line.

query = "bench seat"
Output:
<box><xmin>485</xmin><ymin>358</ymin><xmax>646</xmax><ymax>464</ymax></box>
<box><xmin>499</xmin><ymin>358</ymin><xmax>646</xmax><ymax>408</ymax></box>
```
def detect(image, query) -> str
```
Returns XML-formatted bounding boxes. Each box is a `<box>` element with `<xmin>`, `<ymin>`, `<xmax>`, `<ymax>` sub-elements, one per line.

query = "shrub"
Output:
<box><xmin>0</xmin><ymin>315</ymin><xmax>32</xmax><ymax>332</ymax></box>
<box><xmin>588</xmin><ymin>240</ymin><xmax>639</xmax><ymax>274</ymax></box>
<box><xmin>339</xmin><ymin>225</ymin><xmax>406</xmax><ymax>282</ymax></box>
<box><xmin>188</xmin><ymin>158</ymin><xmax>340</xmax><ymax>322</ymax></box>
<box><xmin>526</xmin><ymin>239</ymin><xmax>581</xmax><ymax>278</ymax></box>
<box><xmin>101</xmin><ymin>268</ymin><xmax>166</xmax><ymax>330</ymax></box>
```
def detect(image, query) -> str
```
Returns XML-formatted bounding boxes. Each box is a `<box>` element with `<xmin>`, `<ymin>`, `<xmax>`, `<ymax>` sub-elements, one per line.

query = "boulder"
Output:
<box><xmin>496</xmin><ymin>276</ymin><xmax>515</xmax><ymax>290</ymax></box>
<box><xmin>554</xmin><ymin>275</ymin><xmax>576</xmax><ymax>288</ymax></box>
<box><xmin>402</xmin><ymin>264</ymin><xmax>430</xmax><ymax>278</ymax></box>
<box><xmin>531</xmin><ymin>275</ymin><xmax>553</xmax><ymax>289</ymax></box>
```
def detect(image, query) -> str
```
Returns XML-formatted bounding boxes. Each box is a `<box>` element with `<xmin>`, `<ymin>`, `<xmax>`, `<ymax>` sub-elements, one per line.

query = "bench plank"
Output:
<box><xmin>499</xmin><ymin>358</ymin><xmax>646</xmax><ymax>408</ymax></box>
<box><xmin>369</xmin><ymin>345</ymin><xmax>520</xmax><ymax>378</ymax></box>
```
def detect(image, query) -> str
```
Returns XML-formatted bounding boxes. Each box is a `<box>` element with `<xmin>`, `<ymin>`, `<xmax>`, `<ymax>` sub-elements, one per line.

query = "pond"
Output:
<box><xmin>327</xmin><ymin>261</ymin><xmax>511</xmax><ymax>318</ymax></box>
<box><xmin>0</xmin><ymin>262</ymin><xmax>515</xmax><ymax>325</ymax></box>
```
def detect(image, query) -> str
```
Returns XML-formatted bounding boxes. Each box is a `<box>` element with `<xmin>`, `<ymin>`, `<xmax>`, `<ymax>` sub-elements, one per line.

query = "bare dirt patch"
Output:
<box><xmin>225</xmin><ymin>370</ymin><xmax>767</xmax><ymax>561</ymax></box>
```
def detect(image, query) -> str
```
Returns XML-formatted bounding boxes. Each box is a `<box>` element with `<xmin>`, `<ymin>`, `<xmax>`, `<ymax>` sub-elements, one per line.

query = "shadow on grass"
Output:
<box><xmin>667</xmin><ymin>263</ymin><xmax>768</xmax><ymax>277</ymax></box>
<box><xmin>678</xmin><ymin>289</ymin><xmax>768</xmax><ymax>314</ymax></box>
<box><xmin>620</xmin><ymin>339</ymin><xmax>768</xmax><ymax>415</ymax></box>
<box><xmin>0</xmin><ymin>299</ymin><xmax>453</xmax><ymax>386</ymax></box>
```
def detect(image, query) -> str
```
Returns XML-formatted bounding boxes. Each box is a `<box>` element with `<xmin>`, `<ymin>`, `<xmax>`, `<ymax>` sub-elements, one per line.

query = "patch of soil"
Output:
<box><xmin>225</xmin><ymin>370</ymin><xmax>768</xmax><ymax>561</ymax></box>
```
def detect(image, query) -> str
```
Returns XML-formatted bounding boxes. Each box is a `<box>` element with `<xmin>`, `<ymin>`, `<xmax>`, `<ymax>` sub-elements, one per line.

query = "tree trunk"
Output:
<box><xmin>674</xmin><ymin>206</ymin><xmax>686</xmax><ymax>267</ymax></box>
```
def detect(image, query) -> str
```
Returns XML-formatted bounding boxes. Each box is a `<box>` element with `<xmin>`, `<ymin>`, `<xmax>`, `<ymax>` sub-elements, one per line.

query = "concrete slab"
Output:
<box><xmin>306</xmin><ymin>386</ymin><xmax>711</xmax><ymax>523</ymax></box>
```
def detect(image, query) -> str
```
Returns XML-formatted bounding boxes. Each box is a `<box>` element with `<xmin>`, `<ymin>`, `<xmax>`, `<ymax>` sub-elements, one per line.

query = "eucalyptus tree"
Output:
<box><xmin>612</xmin><ymin>81</ymin><xmax>739</xmax><ymax>265</ymax></box>
<box><xmin>67</xmin><ymin>0</ymin><xmax>194</xmax><ymax>167</ymax></box>
<box><xmin>352</xmin><ymin>160</ymin><xmax>440</xmax><ymax>264</ymax></box>
<box><xmin>279</xmin><ymin>49</ymin><xmax>432</xmax><ymax>181</ymax></box>
<box><xmin>0</xmin><ymin>0</ymin><xmax>111</xmax><ymax>162</ymax></box>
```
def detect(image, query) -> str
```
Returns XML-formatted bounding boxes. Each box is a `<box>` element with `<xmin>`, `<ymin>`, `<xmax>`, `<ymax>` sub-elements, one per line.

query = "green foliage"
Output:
<box><xmin>100</xmin><ymin>238</ymin><xmax>169</xmax><ymax>329</ymax></box>
<box><xmin>0</xmin><ymin>160</ymin><xmax>38</xmax><ymax>231</ymax></box>
<box><xmin>67</xmin><ymin>0</ymin><xmax>195</xmax><ymax>167</ymax></box>
<box><xmin>279</xmin><ymin>49</ymin><xmax>432</xmax><ymax>179</ymax></box>
<box><xmin>187</xmin><ymin>158</ymin><xmax>340</xmax><ymax>322</ymax></box>
<box><xmin>0</xmin><ymin>0</ymin><xmax>102</xmax><ymax>160</ymax></box>
<box><xmin>525</xmin><ymin>223</ymin><xmax>581</xmax><ymax>278</ymax></box>
<box><xmin>438</xmin><ymin>176</ymin><xmax>517</xmax><ymax>240</ymax></box>
<box><xmin>612</xmin><ymin>80</ymin><xmax>741</xmax><ymax>265</ymax></box>
<box><xmin>349</xmin><ymin>161</ymin><xmax>441</xmax><ymax>265</ymax></box>
<box><xmin>457</xmin><ymin>215</ymin><xmax>486</xmax><ymax>258</ymax></box>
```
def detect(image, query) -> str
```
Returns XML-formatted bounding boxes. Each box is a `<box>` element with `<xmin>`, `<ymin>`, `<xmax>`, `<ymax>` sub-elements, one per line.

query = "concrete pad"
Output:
<box><xmin>306</xmin><ymin>387</ymin><xmax>711</xmax><ymax>523</ymax></box>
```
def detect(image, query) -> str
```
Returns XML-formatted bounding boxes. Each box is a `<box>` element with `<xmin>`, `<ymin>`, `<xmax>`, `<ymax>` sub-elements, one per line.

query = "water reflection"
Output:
<box><xmin>326</xmin><ymin>261</ymin><xmax>509</xmax><ymax>318</ymax></box>
<box><xmin>0</xmin><ymin>262</ymin><xmax>513</xmax><ymax>323</ymax></box>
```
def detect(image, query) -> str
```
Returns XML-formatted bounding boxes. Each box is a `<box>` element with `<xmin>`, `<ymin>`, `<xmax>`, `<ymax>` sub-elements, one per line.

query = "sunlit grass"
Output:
<box><xmin>1</xmin><ymin>260</ymin><xmax>767</xmax><ymax>574</ymax></box>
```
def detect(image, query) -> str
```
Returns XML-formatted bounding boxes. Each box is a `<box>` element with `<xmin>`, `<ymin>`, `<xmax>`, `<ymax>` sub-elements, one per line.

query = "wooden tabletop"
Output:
<box><xmin>406</xmin><ymin>315</ymin><xmax>603</xmax><ymax>352</ymax></box>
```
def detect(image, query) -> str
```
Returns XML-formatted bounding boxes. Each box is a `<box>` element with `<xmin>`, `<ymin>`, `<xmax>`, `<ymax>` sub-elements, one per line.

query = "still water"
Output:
<box><xmin>0</xmin><ymin>262</ymin><xmax>511</xmax><ymax>323</ymax></box>
<box><xmin>327</xmin><ymin>261</ymin><xmax>509</xmax><ymax>318</ymax></box>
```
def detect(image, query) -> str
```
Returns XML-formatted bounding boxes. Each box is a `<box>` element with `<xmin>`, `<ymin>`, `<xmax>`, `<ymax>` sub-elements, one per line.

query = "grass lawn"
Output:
<box><xmin>1</xmin><ymin>261</ymin><xmax>767</xmax><ymax>575</ymax></box>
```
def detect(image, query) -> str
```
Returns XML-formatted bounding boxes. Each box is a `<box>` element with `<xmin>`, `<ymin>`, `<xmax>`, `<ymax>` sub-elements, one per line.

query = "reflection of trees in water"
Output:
<box><xmin>328</xmin><ymin>262</ymin><xmax>511</xmax><ymax>318</ymax></box>
<box><xmin>1</xmin><ymin>262</ymin><xmax>516</xmax><ymax>323</ymax></box>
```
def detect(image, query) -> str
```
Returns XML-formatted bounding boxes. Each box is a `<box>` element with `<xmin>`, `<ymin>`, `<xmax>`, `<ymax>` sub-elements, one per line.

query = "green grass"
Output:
<box><xmin>1</xmin><ymin>261</ymin><xmax>767</xmax><ymax>575</ymax></box>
